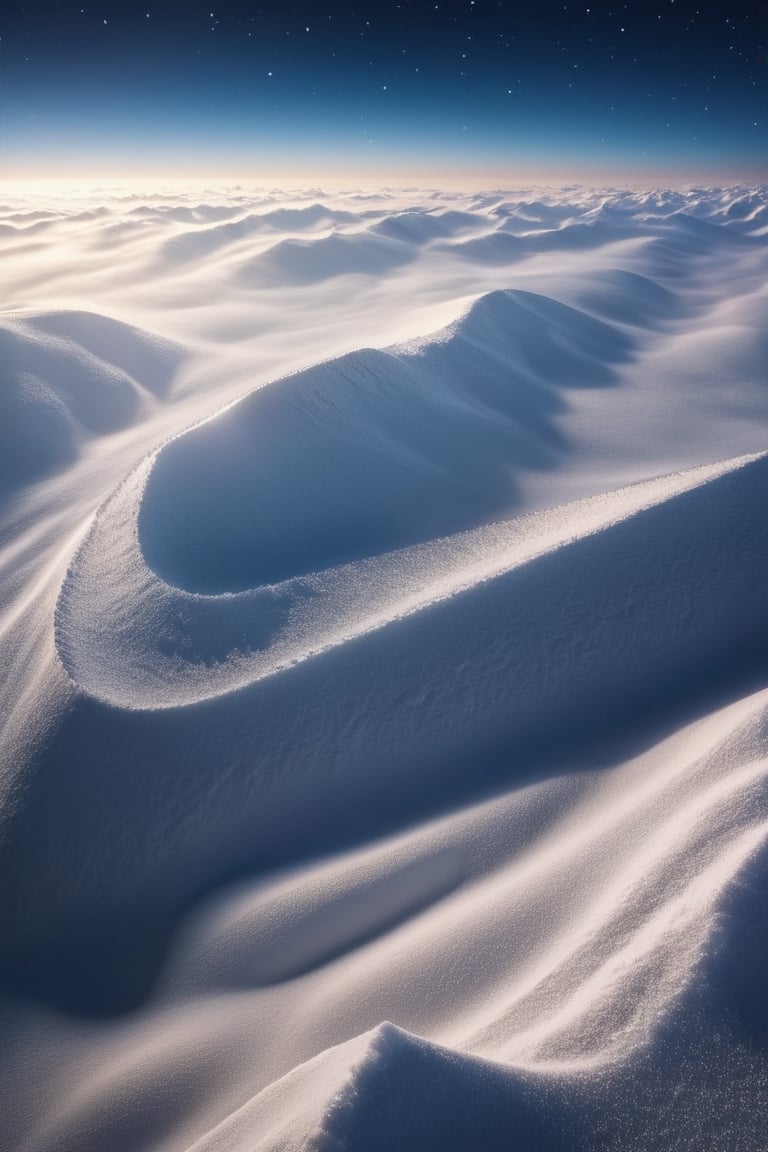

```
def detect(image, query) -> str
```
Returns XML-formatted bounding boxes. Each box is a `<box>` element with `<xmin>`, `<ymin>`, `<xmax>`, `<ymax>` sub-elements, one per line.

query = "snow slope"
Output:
<box><xmin>1</xmin><ymin>184</ymin><xmax>768</xmax><ymax>1151</ymax></box>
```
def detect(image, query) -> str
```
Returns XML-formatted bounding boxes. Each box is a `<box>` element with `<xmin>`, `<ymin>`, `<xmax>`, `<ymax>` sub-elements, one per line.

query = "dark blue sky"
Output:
<box><xmin>2</xmin><ymin>1</ymin><xmax>767</xmax><ymax>182</ymax></box>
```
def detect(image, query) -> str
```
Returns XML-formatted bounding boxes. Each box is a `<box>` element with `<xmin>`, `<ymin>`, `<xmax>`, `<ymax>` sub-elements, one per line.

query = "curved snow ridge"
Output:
<box><xmin>56</xmin><ymin>448</ymin><xmax>767</xmax><ymax>711</ymax></box>
<box><xmin>138</xmin><ymin>288</ymin><xmax>633</xmax><ymax>594</ymax></box>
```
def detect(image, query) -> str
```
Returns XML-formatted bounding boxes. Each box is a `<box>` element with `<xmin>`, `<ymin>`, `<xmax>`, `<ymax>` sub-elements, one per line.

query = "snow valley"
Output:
<box><xmin>2</xmin><ymin>183</ymin><xmax>768</xmax><ymax>1150</ymax></box>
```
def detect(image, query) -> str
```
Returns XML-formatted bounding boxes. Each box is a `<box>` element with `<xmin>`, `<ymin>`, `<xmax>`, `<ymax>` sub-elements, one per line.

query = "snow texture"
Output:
<box><xmin>1</xmin><ymin>183</ymin><xmax>768</xmax><ymax>1151</ymax></box>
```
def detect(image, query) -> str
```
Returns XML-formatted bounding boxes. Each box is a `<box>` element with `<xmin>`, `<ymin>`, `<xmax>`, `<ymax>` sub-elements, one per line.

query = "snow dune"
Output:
<box><xmin>2</xmin><ymin>184</ymin><xmax>768</xmax><ymax>1151</ymax></box>
<box><xmin>0</xmin><ymin>311</ymin><xmax>182</xmax><ymax>493</ymax></box>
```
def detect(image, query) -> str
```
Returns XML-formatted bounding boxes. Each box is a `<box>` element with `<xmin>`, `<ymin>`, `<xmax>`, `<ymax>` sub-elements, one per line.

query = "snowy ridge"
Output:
<box><xmin>55</xmin><ymin>436</ymin><xmax>768</xmax><ymax>710</ymax></box>
<box><xmin>0</xmin><ymin>311</ymin><xmax>182</xmax><ymax>493</ymax></box>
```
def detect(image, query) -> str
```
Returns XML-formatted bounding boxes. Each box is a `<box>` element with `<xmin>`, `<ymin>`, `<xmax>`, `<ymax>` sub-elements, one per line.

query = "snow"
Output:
<box><xmin>1</xmin><ymin>183</ymin><xmax>768</xmax><ymax>1151</ymax></box>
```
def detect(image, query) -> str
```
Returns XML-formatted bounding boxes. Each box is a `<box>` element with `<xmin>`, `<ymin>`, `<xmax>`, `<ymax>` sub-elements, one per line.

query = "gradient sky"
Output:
<box><xmin>1</xmin><ymin>1</ymin><xmax>767</xmax><ymax>183</ymax></box>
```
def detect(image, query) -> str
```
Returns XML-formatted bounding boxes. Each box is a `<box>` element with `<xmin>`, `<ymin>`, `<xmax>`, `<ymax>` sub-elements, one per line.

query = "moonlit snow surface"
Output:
<box><xmin>2</xmin><ymin>184</ymin><xmax>768</xmax><ymax>1150</ymax></box>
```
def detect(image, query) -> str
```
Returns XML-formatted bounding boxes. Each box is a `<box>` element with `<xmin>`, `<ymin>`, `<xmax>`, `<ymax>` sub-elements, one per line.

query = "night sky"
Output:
<box><xmin>1</xmin><ymin>1</ymin><xmax>767</xmax><ymax>183</ymax></box>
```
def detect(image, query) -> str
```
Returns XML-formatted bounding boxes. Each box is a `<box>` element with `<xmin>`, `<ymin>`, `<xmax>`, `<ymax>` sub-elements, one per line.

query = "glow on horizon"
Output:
<box><xmin>3</xmin><ymin>161</ymin><xmax>766</xmax><ymax>193</ymax></box>
<box><xmin>2</xmin><ymin>1</ymin><xmax>765</xmax><ymax>200</ymax></box>
<box><xmin>4</xmin><ymin>125</ymin><xmax>764</xmax><ymax>189</ymax></box>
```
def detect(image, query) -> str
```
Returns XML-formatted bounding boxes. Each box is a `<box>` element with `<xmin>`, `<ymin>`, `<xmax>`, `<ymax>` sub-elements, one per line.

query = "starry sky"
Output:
<box><xmin>1</xmin><ymin>1</ymin><xmax>766</xmax><ymax>184</ymax></box>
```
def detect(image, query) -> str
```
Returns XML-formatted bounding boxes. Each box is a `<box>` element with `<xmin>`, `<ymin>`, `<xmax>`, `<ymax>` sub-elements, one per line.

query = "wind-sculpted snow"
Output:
<box><xmin>2</xmin><ymin>184</ymin><xmax>768</xmax><ymax>1152</ymax></box>
<box><xmin>140</xmin><ymin>290</ymin><xmax>632</xmax><ymax>592</ymax></box>
<box><xmin>0</xmin><ymin>312</ymin><xmax>183</xmax><ymax>494</ymax></box>
<box><xmin>55</xmin><ymin>422</ymin><xmax>768</xmax><ymax>710</ymax></box>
